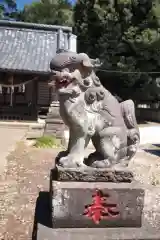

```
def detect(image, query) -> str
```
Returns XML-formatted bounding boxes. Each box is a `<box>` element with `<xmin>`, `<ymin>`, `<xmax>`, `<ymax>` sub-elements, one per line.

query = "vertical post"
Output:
<box><xmin>69</xmin><ymin>34</ymin><xmax>77</xmax><ymax>52</ymax></box>
<box><xmin>10</xmin><ymin>86</ymin><xmax>13</xmax><ymax>107</ymax></box>
<box><xmin>57</xmin><ymin>28</ymin><xmax>65</xmax><ymax>51</ymax></box>
<box><xmin>50</xmin><ymin>80</ymin><xmax>58</xmax><ymax>102</ymax></box>
<box><xmin>68</xmin><ymin>32</ymin><xmax>71</xmax><ymax>51</ymax></box>
<box><xmin>8</xmin><ymin>75</ymin><xmax>14</xmax><ymax>107</ymax></box>
<box><xmin>32</xmin><ymin>78</ymin><xmax>38</xmax><ymax>120</ymax></box>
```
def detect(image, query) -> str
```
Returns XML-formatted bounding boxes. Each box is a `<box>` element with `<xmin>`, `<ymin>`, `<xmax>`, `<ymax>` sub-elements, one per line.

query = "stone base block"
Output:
<box><xmin>37</xmin><ymin>224</ymin><xmax>160</xmax><ymax>240</ymax></box>
<box><xmin>35</xmin><ymin>165</ymin><xmax>160</xmax><ymax>239</ymax></box>
<box><xmin>50</xmin><ymin>181</ymin><xmax>144</xmax><ymax>228</ymax></box>
<box><xmin>44</xmin><ymin>120</ymin><xmax>66</xmax><ymax>139</ymax></box>
<box><xmin>51</xmin><ymin>166</ymin><xmax>134</xmax><ymax>183</ymax></box>
<box><xmin>36</xmin><ymin>181</ymin><xmax>160</xmax><ymax>240</ymax></box>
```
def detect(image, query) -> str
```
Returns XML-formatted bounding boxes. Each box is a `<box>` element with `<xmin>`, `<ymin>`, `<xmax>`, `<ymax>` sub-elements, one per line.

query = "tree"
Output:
<box><xmin>0</xmin><ymin>0</ymin><xmax>18</xmax><ymax>19</ymax></box>
<box><xmin>74</xmin><ymin>0</ymin><xmax>160</xmax><ymax>101</ymax></box>
<box><xmin>19</xmin><ymin>0</ymin><xmax>73</xmax><ymax>26</ymax></box>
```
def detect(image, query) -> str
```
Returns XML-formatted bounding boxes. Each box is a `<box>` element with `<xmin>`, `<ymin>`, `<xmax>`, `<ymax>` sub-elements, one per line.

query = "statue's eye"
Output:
<box><xmin>69</xmin><ymin>56</ymin><xmax>76</xmax><ymax>61</ymax></box>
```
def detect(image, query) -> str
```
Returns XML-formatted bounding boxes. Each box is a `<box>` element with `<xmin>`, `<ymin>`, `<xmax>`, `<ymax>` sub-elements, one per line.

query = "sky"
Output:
<box><xmin>16</xmin><ymin>0</ymin><xmax>35</xmax><ymax>9</ymax></box>
<box><xmin>16</xmin><ymin>0</ymin><xmax>75</xmax><ymax>9</ymax></box>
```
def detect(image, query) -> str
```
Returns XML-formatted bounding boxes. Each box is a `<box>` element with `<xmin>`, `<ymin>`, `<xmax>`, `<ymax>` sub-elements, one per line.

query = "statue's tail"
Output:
<box><xmin>121</xmin><ymin>100</ymin><xmax>140</xmax><ymax>160</ymax></box>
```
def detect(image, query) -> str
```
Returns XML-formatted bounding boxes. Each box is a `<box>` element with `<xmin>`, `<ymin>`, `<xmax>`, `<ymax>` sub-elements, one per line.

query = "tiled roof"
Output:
<box><xmin>0</xmin><ymin>20</ymin><xmax>72</xmax><ymax>74</ymax></box>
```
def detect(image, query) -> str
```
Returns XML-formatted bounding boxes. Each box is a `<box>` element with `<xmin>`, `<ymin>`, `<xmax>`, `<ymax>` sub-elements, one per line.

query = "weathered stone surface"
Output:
<box><xmin>44</xmin><ymin>101</ymin><xmax>66</xmax><ymax>138</ymax></box>
<box><xmin>46</xmin><ymin>102</ymin><xmax>61</xmax><ymax>119</ymax></box>
<box><xmin>51</xmin><ymin>166</ymin><xmax>134</xmax><ymax>183</ymax></box>
<box><xmin>26</xmin><ymin>130</ymin><xmax>44</xmax><ymax>139</ymax></box>
<box><xmin>37</xmin><ymin>224</ymin><xmax>160</xmax><ymax>240</ymax></box>
<box><xmin>44</xmin><ymin>122</ymin><xmax>66</xmax><ymax>138</ymax></box>
<box><xmin>36</xmin><ymin>183</ymin><xmax>160</xmax><ymax>240</ymax></box>
<box><xmin>50</xmin><ymin>181</ymin><xmax>144</xmax><ymax>228</ymax></box>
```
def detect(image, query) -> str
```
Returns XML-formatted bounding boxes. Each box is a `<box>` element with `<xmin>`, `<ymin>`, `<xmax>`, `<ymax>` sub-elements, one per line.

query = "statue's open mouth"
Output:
<box><xmin>56</xmin><ymin>77</ymin><xmax>72</xmax><ymax>89</ymax></box>
<box><xmin>49</xmin><ymin>70</ymin><xmax>73</xmax><ymax>90</ymax></box>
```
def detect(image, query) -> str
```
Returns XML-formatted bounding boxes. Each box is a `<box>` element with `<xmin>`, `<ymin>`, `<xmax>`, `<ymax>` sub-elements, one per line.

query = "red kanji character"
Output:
<box><xmin>83</xmin><ymin>189</ymin><xmax>119</xmax><ymax>224</ymax></box>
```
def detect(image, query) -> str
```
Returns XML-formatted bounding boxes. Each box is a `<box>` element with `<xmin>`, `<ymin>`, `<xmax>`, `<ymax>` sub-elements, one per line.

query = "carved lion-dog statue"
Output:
<box><xmin>49</xmin><ymin>51</ymin><xmax>140</xmax><ymax>168</ymax></box>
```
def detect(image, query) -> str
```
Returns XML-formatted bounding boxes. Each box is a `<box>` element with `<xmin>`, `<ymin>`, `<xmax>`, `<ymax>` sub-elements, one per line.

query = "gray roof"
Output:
<box><xmin>0</xmin><ymin>20</ymin><xmax>72</xmax><ymax>74</ymax></box>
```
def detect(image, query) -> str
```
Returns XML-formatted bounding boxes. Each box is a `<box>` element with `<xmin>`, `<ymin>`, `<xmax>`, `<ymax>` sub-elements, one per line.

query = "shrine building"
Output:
<box><xmin>0</xmin><ymin>20</ymin><xmax>76</xmax><ymax>121</ymax></box>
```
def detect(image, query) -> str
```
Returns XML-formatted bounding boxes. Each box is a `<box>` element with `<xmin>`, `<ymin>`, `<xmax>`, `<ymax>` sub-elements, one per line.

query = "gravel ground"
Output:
<box><xmin>0</xmin><ymin>142</ymin><xmax>60</xmax><ymax>240</ymax></box>
<box><xmin>0</xmin><ymin>127</ymin><xmax>26</xmax><ymax>175</ymax></box>
<box><xmin>130</xmin><ymin>144</ymin><xmax>160</xmax><ymax>185</ymax></box>
<box><xmin>0</xmin><ymin>142</ymin><xmax>159</xmax><ymax>240</ymax></box>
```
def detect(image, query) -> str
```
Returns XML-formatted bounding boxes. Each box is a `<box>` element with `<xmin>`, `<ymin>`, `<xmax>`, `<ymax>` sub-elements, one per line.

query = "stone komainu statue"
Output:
<box><xmin>49</xmin><ymin>51</ymin><xmax>140</xmax><ymax>168</ymax></box>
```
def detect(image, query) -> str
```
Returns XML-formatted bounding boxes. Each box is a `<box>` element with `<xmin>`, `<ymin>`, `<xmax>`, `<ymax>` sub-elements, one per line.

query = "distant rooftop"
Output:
<box><xmin>0</xmin><ymin>20</ymin><xmax>73</xmax><ymax>74</ymax></box>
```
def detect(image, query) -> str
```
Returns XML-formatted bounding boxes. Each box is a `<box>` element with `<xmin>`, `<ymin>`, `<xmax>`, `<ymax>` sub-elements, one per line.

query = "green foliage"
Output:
<box><xmin>0</xmin><ymin>0</ymin><xmax>18</xmax><ymax>19</ymax></box>
<box><xmin>74</xmin><ymin>0</ymin><xmax>160</xmax><ymax>101</ymax></box>
<box><xmin>19</xmin><ymin>0</ymin><xmax>73</xmax><ymax>26</ymax></box>
<box><xmin>34</xmin><ymin>135</ymin><xmax>62</xmax><ymax>148</ymax></box>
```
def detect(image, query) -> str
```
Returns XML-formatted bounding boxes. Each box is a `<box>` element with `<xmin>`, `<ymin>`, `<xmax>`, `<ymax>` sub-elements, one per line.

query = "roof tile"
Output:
<box><xmin>0</xmin><ymin>24</ymin><xmax>68</xmax><ymax>73</ymax></box>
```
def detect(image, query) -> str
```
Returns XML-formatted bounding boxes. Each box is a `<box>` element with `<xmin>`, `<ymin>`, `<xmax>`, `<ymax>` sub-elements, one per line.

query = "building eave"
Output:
<box><xmin>0</xmin><ymin>20</ymin><xmax>72</xmax><ymax>32</ymax></box>
<box><xmin>0</xmin><ymin>67</ymin><xmax>52</xmax><ymax>76</ymax></box>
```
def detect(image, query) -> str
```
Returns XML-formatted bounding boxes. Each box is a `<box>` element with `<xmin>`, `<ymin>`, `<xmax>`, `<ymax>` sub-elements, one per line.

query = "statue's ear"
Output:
<box><xmin>82</xmin><ymin>59</ymin><xmax>93</xmax><ymax>68</ymax></box>
<box><xmin>78</xmin><ymin>53</ymin><xmax>93</xmax><ymax>68</ymax></box>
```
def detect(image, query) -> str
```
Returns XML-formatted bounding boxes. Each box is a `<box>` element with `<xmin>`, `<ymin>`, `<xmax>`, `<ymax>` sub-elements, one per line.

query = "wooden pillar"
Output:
<box><xmin>31</xmin><ymin>78</ymin><xmax>38</xmax><ymax>120</ymax></box>
<box><xmin>2</xmin><ymin>87</ymin><xmax>7</xmax><ymax>105</ymax></box>
<box><xmin>8</xmin><ymin>74</ymin><xmax>14</xmax><ymax>107</ymax></box>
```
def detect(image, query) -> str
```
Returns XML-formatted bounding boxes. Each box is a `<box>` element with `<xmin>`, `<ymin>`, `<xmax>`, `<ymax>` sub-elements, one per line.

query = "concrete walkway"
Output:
<box><xmin>140</xmin><ymin>126</ymin><xmax>160</xmax><ymax>145</ymax></box>
<box><xmin>0</xmin><ymin>126</ymin><xmax>26</xmax><ymax>175</ymax></box>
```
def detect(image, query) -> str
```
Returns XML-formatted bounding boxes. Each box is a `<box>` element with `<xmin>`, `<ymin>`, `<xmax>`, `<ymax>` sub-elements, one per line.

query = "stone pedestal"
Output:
<box><xmin>44</xmin><ymin>101</ymin><xmax>66</xmax><ymax>139</ymax></box>
<box><xmin>51</xmin><ymin>182</ymin><xmax>144</xmax><ymax>229</ymax></box>
<box><xmin>36</xmin><ymin>166</ymin><xmax>160</xmax><ymax>240</ymax></box>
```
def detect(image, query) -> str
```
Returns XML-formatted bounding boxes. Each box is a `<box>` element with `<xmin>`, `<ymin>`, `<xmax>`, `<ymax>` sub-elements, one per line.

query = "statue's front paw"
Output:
<box><xmin>58</xmin><ymin>156</ymin><xmax>72</xmax><ymax>167</ymax></box>
<box><xmin>55</xmin><ymin>150</ymin><xmax>68</xmax><ymax>163</ymax></box>
<box><xmin>58</xmin><ymin>155</ymin><xmax>85</xmax><ymax>168</ymax></box>
<box><xmin>90</xmin><ymin>159</ymin><xmax>111</xmax><ymax>168</ymax></box>
<box><xmin>85</xmin><ymin>152</ymin><xmax>111</xmax><ymax>168</ymax></box>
